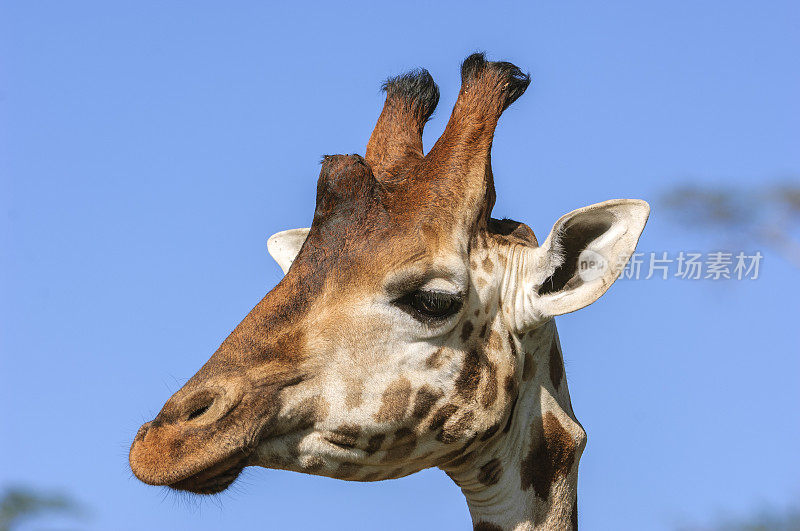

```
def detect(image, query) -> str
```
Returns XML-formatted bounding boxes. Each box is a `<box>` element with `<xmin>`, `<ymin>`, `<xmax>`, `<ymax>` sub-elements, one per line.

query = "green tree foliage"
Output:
<box><xmin>679</xmin><ymin>506</ymin><xmax>800</xmax><ymax>531</ymax></box>
<box><xmin>0</xmin><ymin>486</ymin><xmax>80</xmax><ymax>531</ymax></box>
<box><xmin>660</xmin><ymin>182</ymin><xmax>800</xmax><ymax>267</ymax></box>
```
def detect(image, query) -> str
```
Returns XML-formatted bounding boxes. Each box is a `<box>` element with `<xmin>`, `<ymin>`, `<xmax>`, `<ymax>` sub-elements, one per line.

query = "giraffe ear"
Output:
<box><xmin>267</xmin><ymin>228</ymin><xmax>310</xmax><ymax>274</ymax></box>
<box><xmin>519</xmin><ymin>199</ymin><xmax>649</xmax><ymax>322</ymax></box>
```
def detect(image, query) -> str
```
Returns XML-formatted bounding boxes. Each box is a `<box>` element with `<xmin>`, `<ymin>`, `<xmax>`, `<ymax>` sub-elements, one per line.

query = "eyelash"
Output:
<box><xmin>395</xmin><ymin>290</ymin><xmax>463</xmax><ymax>323</ymax></box>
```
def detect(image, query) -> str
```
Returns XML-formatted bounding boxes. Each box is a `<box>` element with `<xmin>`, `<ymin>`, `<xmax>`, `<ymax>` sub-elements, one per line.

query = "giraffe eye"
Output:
<box><xmin>396</xmin><ymin>290</ymin><xmax>463</xmax><ymax>322</ymax></box>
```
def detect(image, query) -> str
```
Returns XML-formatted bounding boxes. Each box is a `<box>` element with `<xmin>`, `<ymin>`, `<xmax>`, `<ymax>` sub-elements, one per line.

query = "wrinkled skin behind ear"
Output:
<box><xmin>267</xmin><ymin>228</ymin><xmax>310</xmax><ymax>274</ymax></box>
<box><xmin>506</xmin><ymin>199</ymin><xmax>649</xmax><ymax>330</ymax></box>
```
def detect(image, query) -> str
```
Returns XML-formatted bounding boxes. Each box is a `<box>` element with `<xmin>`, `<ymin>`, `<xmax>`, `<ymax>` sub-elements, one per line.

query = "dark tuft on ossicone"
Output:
<box><xmin>460</xmin><ymin>52</ymin><xmax>531</xmax><ymax>111</ymax></box>
<box><xmin>381</xmin><ymin>69</ymin><xmax>440</xmax><ymax>123</ymax></box>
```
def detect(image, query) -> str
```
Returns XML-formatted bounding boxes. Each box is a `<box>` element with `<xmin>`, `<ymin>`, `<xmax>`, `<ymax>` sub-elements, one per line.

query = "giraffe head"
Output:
<box><xmin>129</xmin><ymin>54</ymin><xmax>648</xmax><ymax>499</ymax></box>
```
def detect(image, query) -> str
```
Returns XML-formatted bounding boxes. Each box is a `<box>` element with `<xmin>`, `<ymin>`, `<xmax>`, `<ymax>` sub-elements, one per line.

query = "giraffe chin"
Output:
<box><xmin>167</xmin><ymin>453</ymin><xmax>248</xmax><ymax>495</ymax></box>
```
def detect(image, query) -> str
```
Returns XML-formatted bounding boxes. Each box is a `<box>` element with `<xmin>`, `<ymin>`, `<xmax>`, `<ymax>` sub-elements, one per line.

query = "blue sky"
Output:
<box><xmin>1</xmin><ymin>1</ymin><xmax>798</xmax><ymax>529</ymax></box>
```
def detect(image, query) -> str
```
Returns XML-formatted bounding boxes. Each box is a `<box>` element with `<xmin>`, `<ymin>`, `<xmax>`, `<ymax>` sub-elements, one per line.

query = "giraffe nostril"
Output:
<box><xmin>187</xmin><ymin>403</ymin><xmax>212</xmax><ymax>421</ymax></box>
<box><xmin>183</xmin><ymin>392</ymin><xmax>218</xmax><ymax>422</ymax></box>
<box><xmin>176</xmin><ymin>386</ymin><xmax>242</xmax><ymax>425</ymax></box>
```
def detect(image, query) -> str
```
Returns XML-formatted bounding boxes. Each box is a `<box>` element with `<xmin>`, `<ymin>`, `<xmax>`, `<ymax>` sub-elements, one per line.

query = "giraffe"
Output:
<box><xmin>129</xmin><ymin>53</ymin><xmax>649</xmax><ymax>530</ymax></box>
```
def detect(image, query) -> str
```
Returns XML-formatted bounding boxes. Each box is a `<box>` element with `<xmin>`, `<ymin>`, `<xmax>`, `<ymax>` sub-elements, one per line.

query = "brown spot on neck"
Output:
<box><xmin>365</xmin><ymin>433</ymin><xmax>386</xmax><ymax>455</ymax></box>
<box><xmin>327</xmin><ymin>424</ymin><xmax>361</xmax><ymax>449</ymax></box>
<box><xmin>477</xmin><ymin>458</ymin><xmax>503</xmax><ymax>486</ymax></box>
<box><xmin>520</xmin><ymin>411</ymin><xmax>577</xmax><ymax>501</ymax></box>
<box><xmin>487</xmin><ymin>330</ymin><xmax>503</xmax><ymax>352</ymax></box>
<box><xmin>437</xmin><ymin>410</ymin><xmax>475</xmax><ymax>444</ymax></box>
<box><xmin>426</xmin><ymin>347</ymin><xmax>446</xmax><ymax>369</ymax></box>
<box><xmin>293</xmin><ymin>395</ymin><xmax>329</xmax><ymax>431</ymax></box>
<box><xmin>549</xmin><ymin>339</ymin><xmax>564</xmax><ymax>391</ymax></box>
<box><xmin>480</xmin><ymin>361</ymin><xmax>498</xmax><ymax>409</ymax></box>
<box><xmin>523</xmin><ymin>351</ymin><xmax>536</xmax><ymax>381</ymax></box>
<box><xmin>429</xmin><ymin>403</ymin><xmax>459</xmax><ymax>432</ymax></box>
<box><xmin>344</xmin><ymin>377</ymin><xmax>363</xmax><ymax>410</ymax></box>
<box><xmin>413</xmin><ymin>385</ymin><xmax>444</xmax><ymax>419</ymax></box>
<box><xmin>461</xmin><ymin>320</ymin><xmax>475</xmax><ymax>342</ymax></box>
<box><xmin>374</xmin><ymin>377</ymin><xmax>412</xmax><ymax>422</ymax></box>
<box><xmin>481</xmin><ymin>255</ymin><xmax>495</xmax><ymax>274</ymax></box>
<box><xmin>455</xmin><ymin>350</ymin><xmax>482</xmax><ymax>401</ymax></box>
<box><xmin>571</xmin><ymin>491</ymin><xmax>579</xmax><ymax>529</ymax></box>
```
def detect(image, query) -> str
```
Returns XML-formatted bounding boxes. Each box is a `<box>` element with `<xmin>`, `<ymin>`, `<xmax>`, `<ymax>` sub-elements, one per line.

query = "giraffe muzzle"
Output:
<box><xmin>128</xmin><ymin>378</ymin><xmax>283</xmax><ymax>493</ymax></box>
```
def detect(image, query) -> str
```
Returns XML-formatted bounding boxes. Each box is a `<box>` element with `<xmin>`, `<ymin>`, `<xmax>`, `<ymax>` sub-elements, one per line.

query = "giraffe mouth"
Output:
<box><xmin>168</xmin><ymin>452</ymin><xmax>249</xmax><ymax>495</ymax></box>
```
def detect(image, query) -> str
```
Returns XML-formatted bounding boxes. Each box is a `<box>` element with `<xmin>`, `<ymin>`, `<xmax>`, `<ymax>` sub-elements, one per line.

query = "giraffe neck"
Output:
<box><xmin>442</xmin><ymin>322</ymin><xmax>585</xmax><ymax>530</ymax></box>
